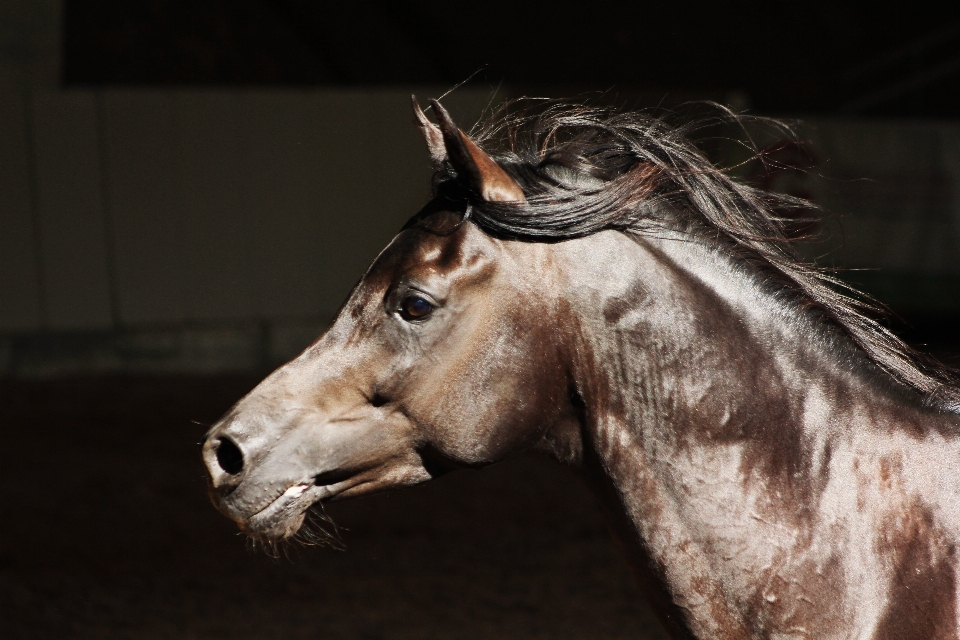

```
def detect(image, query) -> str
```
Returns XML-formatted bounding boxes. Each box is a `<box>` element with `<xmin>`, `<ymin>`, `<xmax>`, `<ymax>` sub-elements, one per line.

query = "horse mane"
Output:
<box><xmin>426</xmin><ymin>99</ymin><xmax>960</xmax><ymax>413</ymax></box>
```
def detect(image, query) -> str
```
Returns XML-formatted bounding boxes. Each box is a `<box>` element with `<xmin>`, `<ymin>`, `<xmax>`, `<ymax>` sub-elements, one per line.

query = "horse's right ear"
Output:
<box><xmin>412</xmin><ymin>96</ymin><xmax>447</xmax><ymax>167</ymax></box>
<box><xmin>412</xmin><ymin>97</ymin><xmax>526</xmax><ymax>203</ymax></box>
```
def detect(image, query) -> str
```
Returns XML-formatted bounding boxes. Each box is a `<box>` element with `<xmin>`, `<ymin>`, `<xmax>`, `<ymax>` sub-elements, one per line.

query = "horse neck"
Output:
<box><xmin>548</xmin><ymin>227</ymin><xmax>945</xmax><ymax>637</ymax></box>
<box><xmin>561</xmin><ymin>227</ymin><xmax>906</xmax><ymax>443</ymax></box>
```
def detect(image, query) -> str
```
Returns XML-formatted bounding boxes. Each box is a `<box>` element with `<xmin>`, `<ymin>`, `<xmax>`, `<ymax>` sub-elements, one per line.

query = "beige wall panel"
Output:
<box><xmin>338</xmin><ymin>88</ymin><xmax>496</xmax><ymax>283</ymax></box>
<box><xmin>237</xmin><ymin>89</ymin><xmax>496</xmax><ymax>321</ymax></box>
<box><xmin>31</xmin><ymin>91</ymin><xmax>113</xmax><ymax>329</ymax></box>
<box><xmin>101</xmin><ymin>91</ymin><xmax>186</xmax><ymax>325</ymax></box>
<box><xmin>237</xmin><ymin>91</ymin><xmax>337</xmax><ymax>319</ymax></box>
<box><xmin>302</xmin><ymin>90</ymin><xmax>431</xmax><ymax>307</ymax></box>
<box><xmin>0</xmin><ymin>82</ymin><xmax>42</xmax><ymax>331</ymax></box>
<box><xmin>173</xmin><ymin>92</ymin><xmax>254</xmax><ymax>321</ymax></box>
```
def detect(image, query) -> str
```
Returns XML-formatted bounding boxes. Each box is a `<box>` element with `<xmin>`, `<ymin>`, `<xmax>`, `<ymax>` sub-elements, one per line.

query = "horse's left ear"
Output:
<box><xmin>411</xmin><ymin>96</ymin><xmax>526</xmax><ymax>203</ymax></box>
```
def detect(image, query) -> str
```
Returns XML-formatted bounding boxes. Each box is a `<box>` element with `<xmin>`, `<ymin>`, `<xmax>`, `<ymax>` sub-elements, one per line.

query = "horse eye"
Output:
<box><xmin>400</xmin><ymin>295</ymin><xmax>433</xmax><ymax>320</ymax></box>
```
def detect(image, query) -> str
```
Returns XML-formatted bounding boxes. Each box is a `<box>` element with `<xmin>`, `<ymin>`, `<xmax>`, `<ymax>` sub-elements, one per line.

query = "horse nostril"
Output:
<box><xmin>215</xmin><ymin>437</ymin><xmax>244</xmax><ymax>475</ymax></box>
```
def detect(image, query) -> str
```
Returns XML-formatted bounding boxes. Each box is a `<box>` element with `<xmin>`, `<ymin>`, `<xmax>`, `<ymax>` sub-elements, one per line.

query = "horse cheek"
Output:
<box><xmin>397</xmin><ymin>337</ymin><xmax>542</xmax><ymax>464</ymax></box>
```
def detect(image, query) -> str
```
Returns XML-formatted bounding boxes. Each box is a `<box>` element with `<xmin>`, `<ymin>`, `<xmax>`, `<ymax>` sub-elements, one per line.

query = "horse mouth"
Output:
<box><xmin>236</xmin><ymin>485</ymin><xmax>318</xmax><ymax>541</ymax></box>
<box><xmin>236</xmin><ymin>471</ymin><xmax>357</xmax><ymax>541</ymax></box>
<box><xmin>235</xmin><ymin>484</ymin><xmax>302</xmax><ymax>540</ymax></box>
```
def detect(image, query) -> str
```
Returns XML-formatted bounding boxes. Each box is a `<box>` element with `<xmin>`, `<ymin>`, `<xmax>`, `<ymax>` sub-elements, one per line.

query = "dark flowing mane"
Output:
<box><xmin>424</xmin><ymin>99</ymin><xmax>960</xmax><ymax>412</ymax></box>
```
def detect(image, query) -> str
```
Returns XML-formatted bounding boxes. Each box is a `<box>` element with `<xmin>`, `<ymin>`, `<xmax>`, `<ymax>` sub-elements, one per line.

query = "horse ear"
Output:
<box><xmin>412</xmin><ymin>95</ymin><xmax>447</xmax><ymax>167</ymax></box>
<box><xmin>418</xmin><ymin>98</ymin><xmax>525</xmax><ymax>203</ymax></box>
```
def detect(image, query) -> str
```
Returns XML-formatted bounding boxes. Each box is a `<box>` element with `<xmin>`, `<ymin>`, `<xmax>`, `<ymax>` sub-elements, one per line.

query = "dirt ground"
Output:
<box><xmin>3</xmin><ymin>323</ymin><xmax>957</xmax><ymax>639</ymax></box>
<box><xmin>1</xmin><ymin>375</ymin><xmax>667</xmax><ymax>640</ymax></box>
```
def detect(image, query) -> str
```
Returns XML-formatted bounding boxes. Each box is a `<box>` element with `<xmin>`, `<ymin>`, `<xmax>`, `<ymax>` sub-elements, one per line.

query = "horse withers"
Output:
<box><xmin>202</xmin><ymin>97</ymin><xmax>960</xmax><ymax>639</ymax></box>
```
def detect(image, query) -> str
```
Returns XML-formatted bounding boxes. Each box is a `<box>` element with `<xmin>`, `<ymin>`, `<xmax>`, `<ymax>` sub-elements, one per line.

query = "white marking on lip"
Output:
<box><xmin>247</xmin><ymin>482</ymin><xmax>314</xmax><ymax>524</ymax></box>
<box><xmin>283</xmin><ymin>483</ymin><xmax>310</xmax><ymax>499</ymax></box>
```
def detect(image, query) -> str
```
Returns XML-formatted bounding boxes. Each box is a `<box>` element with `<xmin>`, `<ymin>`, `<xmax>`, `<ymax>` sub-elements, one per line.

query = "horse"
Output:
<box><xmin>202</xmin><ymin>96</ymin><xmax>960</xmax><ymax>639</ymax></box>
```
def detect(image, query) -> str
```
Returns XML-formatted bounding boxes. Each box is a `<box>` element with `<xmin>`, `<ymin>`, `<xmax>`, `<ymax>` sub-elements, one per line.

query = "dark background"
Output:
<box><xmin>61</xmin><ymin>1</ymin><xmax>960</xmax><ymax>118</ymax></box>
<box><xmin>3</xmin><ymin>2</ymin><xmax>960</xmax><ymax>638</ymax></box>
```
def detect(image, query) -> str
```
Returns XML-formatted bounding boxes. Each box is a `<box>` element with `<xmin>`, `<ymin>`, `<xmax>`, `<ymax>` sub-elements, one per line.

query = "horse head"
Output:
<box><xmin>201</xmin><ymin>99</ymin><xmax>574</xmax><ymax>542</ymax></box>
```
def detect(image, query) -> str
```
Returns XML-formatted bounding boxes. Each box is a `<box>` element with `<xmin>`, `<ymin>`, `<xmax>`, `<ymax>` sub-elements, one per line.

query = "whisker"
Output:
<box><xmin>293</xmin><ymin>504</ymin><xmax>347</xmax><ymax>551</ymax></box>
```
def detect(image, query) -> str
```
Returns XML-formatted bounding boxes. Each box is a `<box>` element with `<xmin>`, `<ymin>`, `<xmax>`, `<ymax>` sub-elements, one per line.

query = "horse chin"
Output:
<box><xmin>239</xmin><ymin>510</ymin><xmax>307</xmax><ymax>542</ymax></box>
<box><xmin>237</xmin><ymin>513</ymin><xmax>306</xmax><ymax>542</ymax></box>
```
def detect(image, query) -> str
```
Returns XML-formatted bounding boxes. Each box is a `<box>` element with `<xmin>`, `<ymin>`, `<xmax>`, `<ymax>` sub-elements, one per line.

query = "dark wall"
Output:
<box><xmin>62</xmin><ymin>1</ymin><xmax>960</xmax><ymax>118</ymax></box>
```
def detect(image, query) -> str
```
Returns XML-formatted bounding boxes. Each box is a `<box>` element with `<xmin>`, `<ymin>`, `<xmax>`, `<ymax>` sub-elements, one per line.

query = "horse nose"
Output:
<box><xmin>202</xmin><ymin>433</ymin><xmax>246</xmax><ymax>490</ymax></box>
<box><xmin>214</xmin><ymin>437</ymin><xmax>244</xmax><ymax>474</ymax></box>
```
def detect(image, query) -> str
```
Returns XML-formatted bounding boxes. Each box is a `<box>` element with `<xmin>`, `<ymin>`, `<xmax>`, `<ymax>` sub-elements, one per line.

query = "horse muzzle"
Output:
<box><xmin>201</xmin><ymin>409</ymin><xmax>429</xmax><ymax>541</ymax></box>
